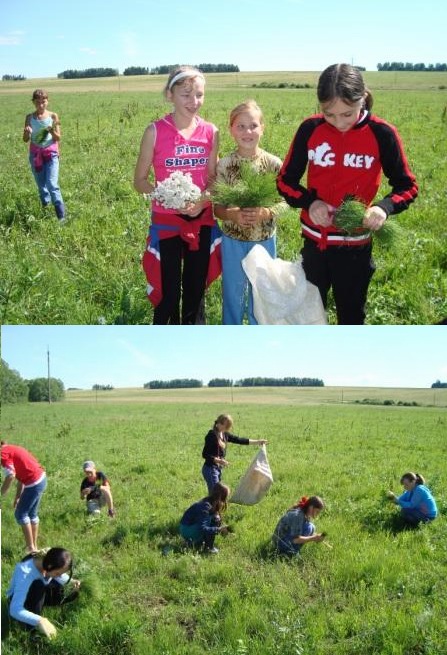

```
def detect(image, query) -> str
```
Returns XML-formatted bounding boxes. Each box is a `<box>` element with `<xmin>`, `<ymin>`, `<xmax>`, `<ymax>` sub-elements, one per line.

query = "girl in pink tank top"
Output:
<box><xmin>134</xmin><ymin>66</ymin><xmax>221</xmax><ymax>324</ymax></box>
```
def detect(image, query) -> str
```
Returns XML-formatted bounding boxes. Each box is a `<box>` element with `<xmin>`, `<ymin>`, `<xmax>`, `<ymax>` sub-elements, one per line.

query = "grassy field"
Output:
<box><xmin>0</xmin><ymin>72</ymin><xmax>446</xmax><ymax>324</ymax></box>
<box><xmin>1</xmin><ymin>388</ymin><xmax>446</xmax><ymax>654</ymax></box>
<box><xmin>64</xmin><ymin>385</ymin><xmax>447</xmax><ymax>407</ymax></box>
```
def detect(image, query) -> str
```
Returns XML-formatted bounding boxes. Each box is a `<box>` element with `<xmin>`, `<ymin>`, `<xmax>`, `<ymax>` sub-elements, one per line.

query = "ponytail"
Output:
<box><xmin>400</xmin><ymin>471</ymin><xmax>426</xmax><ymax>486</ymax></box>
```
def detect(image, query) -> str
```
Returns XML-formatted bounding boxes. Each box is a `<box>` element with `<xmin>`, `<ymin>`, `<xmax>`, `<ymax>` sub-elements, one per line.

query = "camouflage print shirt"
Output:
<box><xmin>216</xmin><ymin>149</ymin><xmax>287</xmax><ymax>242</ymax></box>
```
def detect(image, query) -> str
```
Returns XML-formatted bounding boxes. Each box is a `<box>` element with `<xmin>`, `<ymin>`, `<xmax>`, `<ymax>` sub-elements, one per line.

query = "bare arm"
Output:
<box><xmin>1</xmin><ymin>474</ymin><xmax>15</xmax><ymax>495</ymax></box>
<box><xmin>14</xmin><ymin>480</ymin><xmax>24</xmax><ymax>508</ymax></box>
<box><xmin>293</xmin><ymin>532</ymin><xmax>325</xmax><ymax>544</ymax></box>
<box><xmin>206</xmin><ymin>129</ymin><xmax>219</xmax><ymax>189</ymax></box>
<box><xmin>134</xmin><ymin>123</ymin><xmax>156</xmax><ymax>195</ymax></box>
<box><xmin>23</xmin><ymin>114</ymin><xmax>32</xmax><ymax>143</ymax></box>
<box><xmin>49</xmin><ymin>112</ymin><xmax>61</xmax><ymax>142</ymax></box>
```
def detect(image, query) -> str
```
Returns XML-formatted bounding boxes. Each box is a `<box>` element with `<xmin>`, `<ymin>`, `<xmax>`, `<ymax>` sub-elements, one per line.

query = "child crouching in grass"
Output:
<box><xmin>272</xmin><ymin>495</ymin><xmax>326</xmax><ymax>555</ymax></box>
<box><xmin>6</xmin><ymin>547</ymin><xmax>81</xmax><ymax>640</ymax></box>
<box><xmin>213</xmin><ymin>100</ymin><xmax>287</xmax><ymax>324</ymax></box>
<box><xmin>387</xmin><ymin>472</ymin><xmax>438</xmax><ymax>525</ymax></box>
<box><xmin>180</xmin><ymin>482</ymin><xmax>230</xmax><ymax>554</ymax></box>
<box><xmin>80</xmin><ymin>460</ymin><xmax>115</xmax><ymax>517</ymax></box>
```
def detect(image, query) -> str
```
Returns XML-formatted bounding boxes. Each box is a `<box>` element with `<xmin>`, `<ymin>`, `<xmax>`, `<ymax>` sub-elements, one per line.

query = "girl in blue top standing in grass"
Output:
<box><xmin>387</xmin><ymin>472</ymin><xmax>438</xmax><ymax>524</ymax></box>
<box><xmin>23</xmin><ymin>89</ymin><xmax>65</xmax><ymax>221</ymax></box>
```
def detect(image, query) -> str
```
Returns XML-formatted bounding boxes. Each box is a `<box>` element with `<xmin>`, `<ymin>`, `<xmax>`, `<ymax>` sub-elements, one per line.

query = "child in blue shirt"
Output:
<box><xmin>387</xmin><ymin>472</ymin><xmax>437</xmax><ymax>524</ymax></box>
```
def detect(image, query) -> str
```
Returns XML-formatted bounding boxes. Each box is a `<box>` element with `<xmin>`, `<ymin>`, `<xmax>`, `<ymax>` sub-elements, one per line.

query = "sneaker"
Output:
<box><xmin>108</xmin><ymin>509</ymin><xmax>116</xmax><ymax>518</ymax></box>
<box><xmin>205</xmin><ymin>547</ymin><xmax>219</xmax><ymax>554</ymax></box>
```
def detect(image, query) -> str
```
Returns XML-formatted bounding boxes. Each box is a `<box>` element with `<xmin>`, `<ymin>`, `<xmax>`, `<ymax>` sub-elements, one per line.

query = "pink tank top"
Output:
<box><xmin>151</xmin><ymin>114</ymin><xmax>217</xmax><ymax>214</ymax></box>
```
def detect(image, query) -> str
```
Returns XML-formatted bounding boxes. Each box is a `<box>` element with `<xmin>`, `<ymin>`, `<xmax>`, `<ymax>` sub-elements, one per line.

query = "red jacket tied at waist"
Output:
<box><xmin>30</xmin><ymin>142</ymin><xmax>59</xmax><ymax>172</ymax></box>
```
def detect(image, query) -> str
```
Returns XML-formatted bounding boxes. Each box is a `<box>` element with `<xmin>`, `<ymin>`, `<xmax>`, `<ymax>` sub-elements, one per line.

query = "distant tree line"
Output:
<box><xmin>431</xmin><ymin>380</ymin><xmax>447</xmax><ymax>388</ymax></box>
<box><xmin>377</xmin><ymin>62</ymin><xmax>447</xmax><ymax>71</ymax></box>
<box><xmin>1</xmin><ymin>359</ymin><xmax>65</xmax><ymax>403</ymax></box>
<box><xmin>2</xmin><ymin>74</ymin><xmax>26</xmax><ymax>81</ymax></box>
<box><xmin>234</xmin><ymin>377</ymin><xmax>324</xmax><ymax>387</ymax></box>
<box><xmin>57</xmin><ymin>67</ymin><xmax>119</xmax><ymax>79</ymax></box>
<box><xmin>208</xmin><ymin>378</ymin><xmax>233</xmax><ymax>387</ymax></box>
<box><xmin>144</xmin><ymin>379</ymin><xmax>203</xmax><ymax>389</ymax></box>
<box><xmin>123</xmin><ymin>66</ymin><xmax>149</xmax><ymax>76</ymax></box>
<box><xmin>143</xmin><ymin>377</ymin><xmax>324</xmax><ymax>389</ymax></box>
<box><xmin>92</xmin><ymin>384</ymin><xmax>114</xmax><ymax>391</ymax></box>
<box><xmin>148</xmin><ymin>63</ymin><xmax>239</xmax><ymax>75</ymax></box>
<box><xmin>56</xmin><ymin>64</ymin><xmax>239</xmax><ymax>79</ymax></box>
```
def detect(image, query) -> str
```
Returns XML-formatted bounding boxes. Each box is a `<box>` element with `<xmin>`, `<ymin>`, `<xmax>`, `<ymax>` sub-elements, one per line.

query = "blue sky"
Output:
<box><xmin>1</xmin><ymin>326</ymin><xmax>446</xmax><ymax>390</ymax></box>
<box><xmin>1</xmin><ymin>0</ymin><xmax>445</xmax><ymax>79</ymax></box>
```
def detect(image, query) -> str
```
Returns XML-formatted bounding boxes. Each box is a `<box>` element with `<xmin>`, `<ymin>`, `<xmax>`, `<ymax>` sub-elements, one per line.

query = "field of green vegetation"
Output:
<box><xmin>1</xmin><ymin>72</ymin><xmax>446</xmax><ymax>324</ymax></box>
<box><xmin>1</xmin><ymin>390</ymin><xmax>446</xmax><ymax>654</ymax></box>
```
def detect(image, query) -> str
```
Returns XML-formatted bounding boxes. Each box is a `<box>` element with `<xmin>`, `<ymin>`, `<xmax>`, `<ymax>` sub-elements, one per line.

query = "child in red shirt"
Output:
<box><xmin>1</xmin><ymin>441</ymin><xmax>47</xmax><ymax>553</ymax></box>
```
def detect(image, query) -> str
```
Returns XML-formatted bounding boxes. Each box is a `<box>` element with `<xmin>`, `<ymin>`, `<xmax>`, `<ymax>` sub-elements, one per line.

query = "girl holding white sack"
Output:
<box><xmin>201</xmin><ymin>414</ymin><xmax>267</xmax><ymax>493</ymax></box>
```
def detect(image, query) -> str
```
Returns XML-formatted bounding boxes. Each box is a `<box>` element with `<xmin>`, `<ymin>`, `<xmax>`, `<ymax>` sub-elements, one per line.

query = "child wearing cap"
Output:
<box><xmin>80</xmin><ymin>461</ymin><xmax>115</xmax><ymax>517</ymax></box>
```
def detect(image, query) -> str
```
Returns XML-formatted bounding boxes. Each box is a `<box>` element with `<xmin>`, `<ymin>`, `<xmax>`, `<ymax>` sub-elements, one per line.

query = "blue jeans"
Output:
<box><xmin>221</xmin><ymin>234</ymin><xmax>276</xmax><ymax>325</ymax></box>
<box><xmin>180</xmin><ymin>518</ymin><xmax>216</xmax><ymax>548</ymax></box>
<box><xmin>29</xmin><ymin>153</ymin><xmax>64</xmax><ymax>214</ymax></box>
<box><xmin>14</xmin><ymin>475</ymin><xmax>47</xmax><ymax>525</ymax></box>
<box><xmin>202</xmin><ymin>464</ymin><xmax>221</xmax><ymax>494</ymax></box>
<box><xmin>277</xmin><ymin>520</ymin><xmax>315</xmax><ymax>555</ymax></box>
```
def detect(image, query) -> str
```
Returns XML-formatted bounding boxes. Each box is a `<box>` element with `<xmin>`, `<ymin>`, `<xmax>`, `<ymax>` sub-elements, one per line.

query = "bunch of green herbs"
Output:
<box><xmin>334</xmin><ymin>195</ymin><xmax>403</xmax><ymax>248</ymax></box>
<box><xmin>212</xmin><ymin>161</ymin><xmax>280</xmax><ymax>208</ymax></box>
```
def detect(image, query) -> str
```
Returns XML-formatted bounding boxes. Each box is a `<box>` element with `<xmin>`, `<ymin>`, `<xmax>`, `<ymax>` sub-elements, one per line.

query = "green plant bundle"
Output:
<box><xmin>373</xmin><ymin>219</ymin><xmax>405</xmax><ymax>248</ymax></box>
<box><xmin>333</xmin><ymin>196</ymin><xmax>369</xmax><ymax>235</ymax></box>
<box><xmin>334</xmin><ymin>196</ymin><xmax>403</xmax><ymax>249</ymax></box>
<box><xmin>212</xmin><ymin>161</ymin><xmax>280</xmax><ymax>208</ymax></box>
<box><xmin>35</xmin><ymin>127</ymin><xmax>50</xmax><ymax>144</ymax></box>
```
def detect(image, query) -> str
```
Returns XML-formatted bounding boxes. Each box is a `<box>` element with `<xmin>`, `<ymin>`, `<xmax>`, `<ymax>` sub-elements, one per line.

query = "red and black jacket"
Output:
<box><xmin>277</xmin><ymin>111</ymin><xmax>418</xmax><ymax>249</ymax></box>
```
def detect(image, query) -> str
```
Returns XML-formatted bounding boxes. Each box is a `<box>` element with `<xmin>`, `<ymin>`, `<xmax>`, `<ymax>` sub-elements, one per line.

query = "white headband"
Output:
<box><xmin>168</xmin><ymin>70</ymin><xmax>205</xmax><ymax>90</ymax></box>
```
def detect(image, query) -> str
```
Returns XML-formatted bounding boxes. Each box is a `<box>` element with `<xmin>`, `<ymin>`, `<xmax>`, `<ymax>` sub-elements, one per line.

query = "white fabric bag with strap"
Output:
<box><xmin>230</xmin><ymin>445</ymin><xmax>273</xmax><ymax>505</ymax></box>
<box><xmin>241</xmin><ymin>244</ymin><xmax>327</xmax><ymax>325</ymax></box>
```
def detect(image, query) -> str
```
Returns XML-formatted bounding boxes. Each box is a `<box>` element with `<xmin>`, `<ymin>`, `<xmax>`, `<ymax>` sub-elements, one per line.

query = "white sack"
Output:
<box><xmin>242</xmin><ymin>244</ymin><xmax>327</xmax><ymax>325</ymax></box>
<box><xmin>230</xmin><ymin>445</ymin><xmax>273</xmax><ymax>505</ymax></box>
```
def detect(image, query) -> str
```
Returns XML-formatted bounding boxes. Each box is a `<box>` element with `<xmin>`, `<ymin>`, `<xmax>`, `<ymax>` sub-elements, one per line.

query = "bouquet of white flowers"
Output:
<box><xmin>151</xmin><ymin>171</ymin><xmax>203</xmax><ymax>210</ymax></box>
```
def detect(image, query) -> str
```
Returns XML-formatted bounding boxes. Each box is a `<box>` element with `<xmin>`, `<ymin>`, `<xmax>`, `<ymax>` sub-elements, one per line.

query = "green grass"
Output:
<box><xmin>1</xmin><ymin>390</ymin><xmax>447</xmax><ymax>654</ymax></box>
<box><xmin>1</xmin><ymin>74</ymin><xmax>446</xmax><ymax>324</ymax></box>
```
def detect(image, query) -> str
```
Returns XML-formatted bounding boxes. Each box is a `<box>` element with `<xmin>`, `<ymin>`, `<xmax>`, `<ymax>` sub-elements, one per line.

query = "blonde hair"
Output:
<box><xmin>213</xmin><ymin>414</ymin><xmax>233</xmax><ymax>431</ymax></box>
<box><xmin>229</xmin><ymin>99</ymin><xmax>264</xmax><ymax>128</ymax></box>
<box><xmin>164</xmin><ymin>66</ymin><xmax>205</xmax><ymax>96</ymax></box>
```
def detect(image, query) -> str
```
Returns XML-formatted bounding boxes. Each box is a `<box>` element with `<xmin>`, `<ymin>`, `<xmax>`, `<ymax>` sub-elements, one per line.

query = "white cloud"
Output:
<box><xmin>0</xmin><ymin>31</ymin><xmax>25</xmax><ymax>46</ymax></box>
<box><xmin>79</xmin><ymin>47</ymin><xmax>97</xmax><ymax>55</ymax></box>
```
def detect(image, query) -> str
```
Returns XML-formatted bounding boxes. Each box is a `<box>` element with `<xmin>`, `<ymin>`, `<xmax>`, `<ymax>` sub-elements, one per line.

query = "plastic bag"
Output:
<box><xmin>241</xmin><ymin>244</ymin><xmax>327</xmax><ymax>324</ymax></box>
<box><xmin>230</xmin><ymin>445</ymin><xmax>273</xmax><ymax>505</ymax></box>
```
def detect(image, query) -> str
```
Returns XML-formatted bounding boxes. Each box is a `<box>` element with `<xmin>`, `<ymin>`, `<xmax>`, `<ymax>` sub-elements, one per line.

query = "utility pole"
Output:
<box><xmin>47</xmin><ymin>346</ymin><xmax>51</xmax><ymax>404</ymax></box>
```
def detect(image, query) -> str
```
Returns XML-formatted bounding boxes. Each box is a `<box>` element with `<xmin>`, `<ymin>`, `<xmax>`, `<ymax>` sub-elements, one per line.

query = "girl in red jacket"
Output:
<box><xmin>277</xmin><ymin>63</ymin><xmax>418</xmax><ymax>324</ymax></box>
